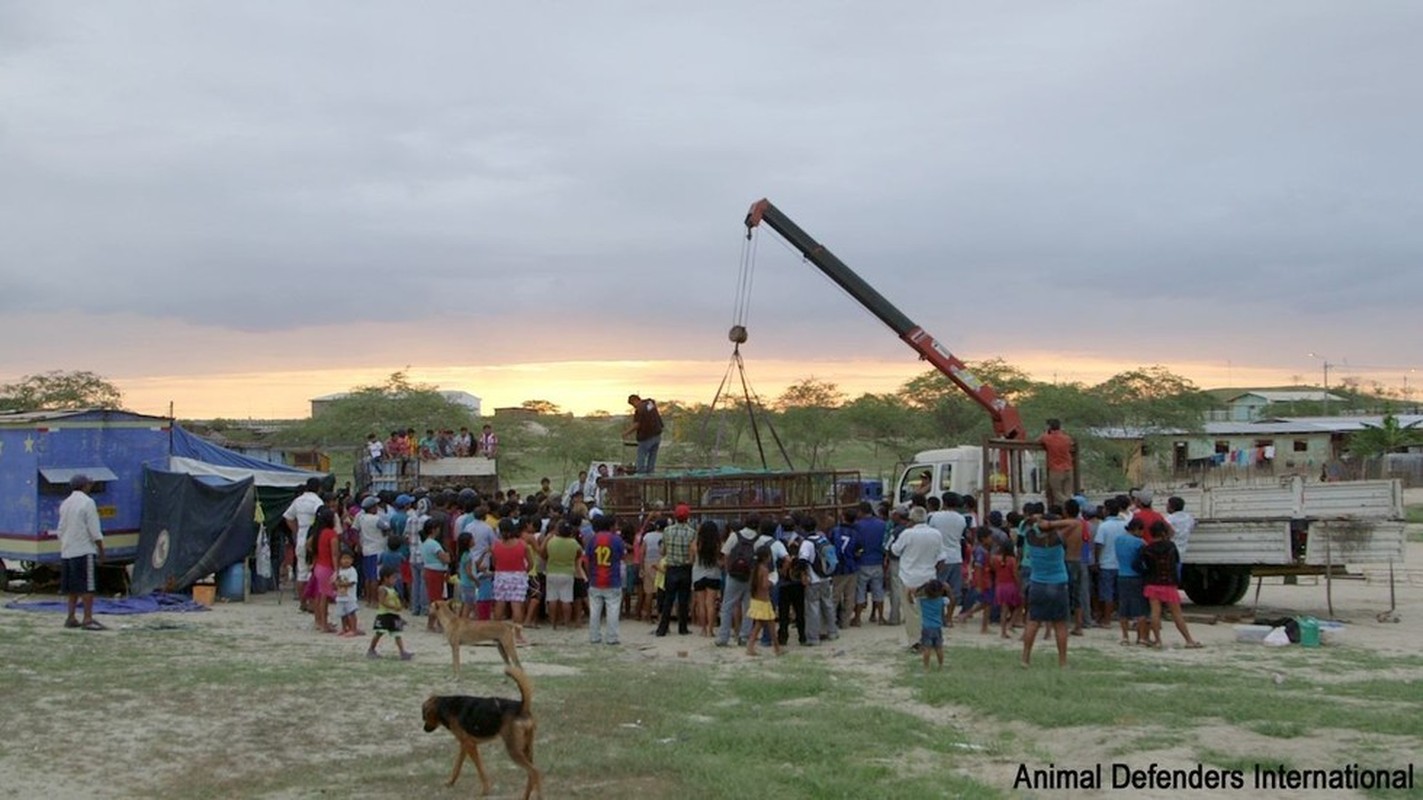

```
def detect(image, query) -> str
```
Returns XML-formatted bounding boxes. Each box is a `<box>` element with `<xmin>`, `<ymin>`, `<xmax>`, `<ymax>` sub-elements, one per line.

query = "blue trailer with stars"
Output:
<box><xmin>0</xmin><ymin>409</ymin><xmax>171</xmax><ymax>565</ymax></box>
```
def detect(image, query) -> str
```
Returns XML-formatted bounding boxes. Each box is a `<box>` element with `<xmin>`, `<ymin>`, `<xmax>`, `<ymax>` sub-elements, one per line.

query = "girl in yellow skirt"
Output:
<box><xmin>746</xmin><ymin>546</ymin><xmax>782</xmax><ymax>656</ymax></box>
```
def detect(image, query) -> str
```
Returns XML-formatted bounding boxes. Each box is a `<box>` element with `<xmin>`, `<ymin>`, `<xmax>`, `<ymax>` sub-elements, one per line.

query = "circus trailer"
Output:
<box><xmin>0</xmin><ymin>409</ymin><xmax>172</xmax><ymax>566</ymax></box>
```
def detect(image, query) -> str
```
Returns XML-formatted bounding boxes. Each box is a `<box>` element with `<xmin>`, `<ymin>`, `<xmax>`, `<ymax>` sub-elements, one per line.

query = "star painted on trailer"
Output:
<box><xmin>23</xmin><ymin>436</ymin><xmax>35</xmax><ymax>453</ymax></box>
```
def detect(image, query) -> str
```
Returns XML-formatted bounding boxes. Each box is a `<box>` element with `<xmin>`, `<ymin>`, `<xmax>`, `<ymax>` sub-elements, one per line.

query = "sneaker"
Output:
<box><xmin>366</xmin><ymin>650</ymin><xmax>381</xmax><ymax>659</ymax></box>
<box><xmin>714</xmin><ymin>640</ymin><xmax>729</xmax><ymax>648</ymax></box>
<box><xmin>589</xmin><ymin>638</ymin><xmax>602</xmax><ymax>645</ymax></box>
<box><xmin>400</xmin><ymin>652</ymin><xmax>414</xmax><ymax>661</ymax></box>
<box><xmin>605</xmin><ymin>640</ymin><xmax>620</xmax><ymax>646</ymax></box>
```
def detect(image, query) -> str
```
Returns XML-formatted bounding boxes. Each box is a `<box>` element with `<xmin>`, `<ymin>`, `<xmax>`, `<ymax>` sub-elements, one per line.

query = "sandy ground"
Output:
<box><xmin>2</xmin><ymin>539</ymin><xmax>1419</xmax><ymax>799</ymax></box>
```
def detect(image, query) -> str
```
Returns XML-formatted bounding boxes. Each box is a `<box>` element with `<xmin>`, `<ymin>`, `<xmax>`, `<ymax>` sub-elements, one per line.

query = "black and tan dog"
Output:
<box><xmin>429</xmin><ymin>599</ymin><xmax>523</xmax><ymax>677</ymax></box>
<box><xmin>422</xmin><ymin>665</ymin><xmax>541</xmax><ymax>799</ymax></box>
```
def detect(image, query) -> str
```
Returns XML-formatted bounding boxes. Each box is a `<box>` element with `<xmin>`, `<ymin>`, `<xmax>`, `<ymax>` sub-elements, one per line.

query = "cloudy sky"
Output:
<box><xmin>3</xmin><ymin>1</ymin><xmax>1420</xmax><ymax>418</ymax></box>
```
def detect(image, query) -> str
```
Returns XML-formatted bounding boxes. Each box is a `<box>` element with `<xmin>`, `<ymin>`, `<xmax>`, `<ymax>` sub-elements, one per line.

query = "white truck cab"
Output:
<box><xmin>895</xmin><ymin>446</ymin><xmax>1044</xmax><ymax>510</ymax></box>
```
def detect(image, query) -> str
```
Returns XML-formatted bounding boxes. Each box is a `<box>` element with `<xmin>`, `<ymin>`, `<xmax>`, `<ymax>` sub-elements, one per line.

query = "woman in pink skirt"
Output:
<box><xmin>1140</xmin><ymin>521</ymin><xmax>1202</xmax><ymax>649</ymax></box>
<box><xmin>490</xmin><ymin>519</ymin><xmax>530</xmax><ymax>625</ymax></box>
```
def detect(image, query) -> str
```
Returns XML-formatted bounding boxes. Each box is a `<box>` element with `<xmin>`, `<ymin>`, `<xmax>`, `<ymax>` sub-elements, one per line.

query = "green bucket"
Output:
<box><xmin>1297</xmin><ymin>616</ymin><xmax>1321</xmax><ymax>648</ymax></box>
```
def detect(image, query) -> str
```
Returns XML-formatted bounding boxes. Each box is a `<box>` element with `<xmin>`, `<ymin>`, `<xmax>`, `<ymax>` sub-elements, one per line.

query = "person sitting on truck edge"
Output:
<box><xmin>478</xmin><ymin>423</ymin><xmax>498</xmax><ymax>458</ymax></box>
<box><xmin>1038</xmin><ymin>419</ymin><xmax>1075</xmax><ymax>508</ymax></box>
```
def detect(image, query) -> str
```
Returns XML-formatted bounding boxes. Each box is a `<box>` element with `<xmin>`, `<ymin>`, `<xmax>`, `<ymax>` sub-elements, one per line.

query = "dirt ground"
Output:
<box><xmin>2</xmin><ymin>540</ymin><xmax>1419</xmax><ymax>799</ymax></box>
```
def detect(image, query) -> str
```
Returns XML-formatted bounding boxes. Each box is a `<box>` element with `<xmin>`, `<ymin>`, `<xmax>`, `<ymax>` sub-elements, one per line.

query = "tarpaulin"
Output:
<box><xmin>131</xmin><ymin>467</ymin><xmax>256</xmax><ymax>595</ymax></box>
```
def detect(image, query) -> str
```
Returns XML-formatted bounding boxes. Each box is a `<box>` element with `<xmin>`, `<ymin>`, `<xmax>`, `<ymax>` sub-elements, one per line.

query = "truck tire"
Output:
<box><xmin>1222</xmin><ymin>570</ymin><xmax>1252</xmax><ymax>606</ymax></box>
<box><xmin>1182</xmin><ymin>565</ymin><xmax>1242</xmax><ymax>606</ymax></box>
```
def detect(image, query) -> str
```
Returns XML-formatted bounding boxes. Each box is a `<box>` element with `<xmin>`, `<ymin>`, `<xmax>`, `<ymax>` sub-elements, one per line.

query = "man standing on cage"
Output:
<box><xmin>624</xmin><ymin>394</ymin><xmax>663</xmax><ymax>474</ymax></box>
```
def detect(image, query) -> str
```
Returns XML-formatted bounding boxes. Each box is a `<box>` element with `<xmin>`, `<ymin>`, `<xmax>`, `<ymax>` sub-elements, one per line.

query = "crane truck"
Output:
<box><xmin>745</xmin><ymin>198</ymin><xmax>1406</xmax><ymax>609</ymax></box>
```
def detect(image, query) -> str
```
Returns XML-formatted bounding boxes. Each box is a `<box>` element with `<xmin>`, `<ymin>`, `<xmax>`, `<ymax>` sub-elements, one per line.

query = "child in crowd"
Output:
<box><xmin>915</xmin><ymin>579</ymin><xmax>946</xmax><ymax>670</ymax></box>
<box><xmin>378</xmin><ymin>534</ymin><xmax>406</xmax><ymax>603</ymax></box>
<box><xmin>745</xmin><ymin>546</ymin><xmax>781</xmax><ymax>656</ymax></box>
<box><xmin>333</xmin><ymin>549</ymin><xmax>362</xmax><ymax>637</ymax></box>
<box><xmin>1140</xmin><ymin>520</ymin><xmax>1203</xmax><ymax>649</ymax></box>
<box><xmin>957</xmin><ymin>527</ymin><xmax>995</xmax><ymax>634</ymax></box>
<box><xmin>991</xmin><ymin>540</ymin><xmax>1022</xmax><ymax>639</ymax></box>
<box><xmin>1116</xmin><ymin>518</ymin><xmax>1151</xmax><ymax>646</ymax></box>
<box><xmin>455</xmin><ymin>532</ymin><xmax>477</xmax><ymax>620</ymax></box>
<box><xmin>419</xmin><ymin>516</ymin><xmax>450</xmax><ymax>632</ymax></box>
<box><xmin>368</xmin><ymin>566</ymin><xmax>413</xmax><ymax>661</ymax></box>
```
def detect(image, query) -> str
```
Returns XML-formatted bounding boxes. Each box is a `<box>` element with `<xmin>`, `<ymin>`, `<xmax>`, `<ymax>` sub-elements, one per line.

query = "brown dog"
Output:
<box><xmin>429</xmin><ymin>599</ymin><xmax>523</xmax><ymax>677</ymax></box>
<box><xmin>423</xmin><ymin>665</ymin><xmax>541</xmax><ymax>799</ymax></box>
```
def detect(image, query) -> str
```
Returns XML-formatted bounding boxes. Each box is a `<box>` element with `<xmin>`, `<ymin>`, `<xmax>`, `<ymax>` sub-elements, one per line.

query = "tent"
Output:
<box><xmin>165</xmin><ymin>425</ymin><xmax>331</xmax><ymax>593</ymax></box>
<box><xmin>131</xmin><ymin>467</ymin><xmax>257</xmax><ymax>595</ymax></box>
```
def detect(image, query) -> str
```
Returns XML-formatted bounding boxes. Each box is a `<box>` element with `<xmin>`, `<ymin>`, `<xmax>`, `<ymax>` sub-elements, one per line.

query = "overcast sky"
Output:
<box><xmin>2</xmin><ymin>1</ymin><xmax>1420</xmax><ymax>417</ymax></box>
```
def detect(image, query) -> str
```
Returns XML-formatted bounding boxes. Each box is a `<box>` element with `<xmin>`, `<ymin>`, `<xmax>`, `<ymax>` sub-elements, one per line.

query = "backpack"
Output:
<box><xmin>809</xmin><ymin>534</ymin><xmax>838</xmax><ymax>578</ymax></box>
<box><xmin>726</xmin><ymin>531</ymin><xmax>757</xmax><ymax>581</ymax></box>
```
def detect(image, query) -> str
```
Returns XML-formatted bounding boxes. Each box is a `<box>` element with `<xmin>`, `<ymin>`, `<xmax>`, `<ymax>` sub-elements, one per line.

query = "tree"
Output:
<box><xmin>1086</xmin><ymin>366</ymin><xmax>1219</xmax><ymax>485</ymax></box>
<box><xmin>278</xmin><ymin>371</ymin><xmax>475</xmax><ymax>449</ymax></box>
<box><xmin>519</xmin><ymin>399</ymin><xmax>563</xmax><ymax>416</ymax></box>
<box><xmin>0</xmin><ymin>370</ymin><xmax>123</xmax><ymax>411</ymax></box>
<box><xmin>841</xmin><ymin>392</ymin><xmax>934</xmax><ymax>462</ymax></box>
<box><xmin>1347</xmin><ymin>412</ymin><xmax>1423</xmax><ymax>459</ymax></box>
<box><xmin>774</xmin><ymin>378</ymin><xmax>847</xmax><ymax>470</ymax></box>
<box><xmin>899</xmin><ymin>359</ymin><xmax>1034</xmax><ymax>443</ymax></box>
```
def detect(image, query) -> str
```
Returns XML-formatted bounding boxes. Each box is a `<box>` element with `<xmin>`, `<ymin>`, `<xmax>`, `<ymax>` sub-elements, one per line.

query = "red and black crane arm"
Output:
<box><xmin>744</xmin><ymin>197</ymin><xmax>1025</xmax><ymax>441</ymax></box>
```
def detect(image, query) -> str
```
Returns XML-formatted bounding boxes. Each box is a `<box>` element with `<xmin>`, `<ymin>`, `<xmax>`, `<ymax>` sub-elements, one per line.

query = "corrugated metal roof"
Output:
<box><xmin>1227</xmin><ymin>391</ymin><xmax>1347</xmax><ymax>403</ymax></box>
<box><xmin>1093</xmin><ymin>415</ymin><xmax>1423</xmax><ymax>439</ymax></box>
<box><xmin>0</xmin><ymin>408</ymin><xmax>169</xmax><ymax>426</ymax></box>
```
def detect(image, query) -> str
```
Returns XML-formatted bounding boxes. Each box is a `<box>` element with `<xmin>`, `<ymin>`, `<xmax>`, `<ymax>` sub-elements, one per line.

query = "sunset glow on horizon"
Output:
<box><xmin>110</xmin><ymin>353</ymin><xmax>1309</xmax><ymax>422</ymax></box>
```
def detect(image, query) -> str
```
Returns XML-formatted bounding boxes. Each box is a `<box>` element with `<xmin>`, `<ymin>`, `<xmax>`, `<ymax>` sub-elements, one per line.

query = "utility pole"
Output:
<box><xmin>1308</xmin><ymin>353</ymin><xmax>1333</xmax><ymax>416</ymax></box>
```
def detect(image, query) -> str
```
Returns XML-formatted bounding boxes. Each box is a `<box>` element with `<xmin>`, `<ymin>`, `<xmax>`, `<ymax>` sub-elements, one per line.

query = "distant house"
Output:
<box><xmin>1222</xmin><ymin>390</ymin><xmax>1347</xmax><ymax>422</ymax></box>
<box><xmin>1095</xmin><ymin>414</ymin><xmax>1423</xmax><ymax>484</ymax></box>
<box><xmin>310</xmin><ymin>390</ymin><xmax>482</xmax><ymax>419</ymax></box>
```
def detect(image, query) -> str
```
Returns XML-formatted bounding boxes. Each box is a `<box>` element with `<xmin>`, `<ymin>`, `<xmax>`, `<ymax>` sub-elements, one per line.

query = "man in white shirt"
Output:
<box><xmin>563</xmin><ymin>471</ymin><xmax>588</xmax><ymax>509</ymax></box>
<box><xmin>892</xmin><ymin>506</ymin><xmax>944</xmax><ymax>649</ymax></box>
<box><xmin>282</xmin><ymin>477</ymin><xmax>325</xmax><ymax>608</ymax></box>
<box><xmin>927</xmin><ymin>494</ymin><xmax>967</xmax><ymax>623</ymax></box>
<box><xmin>1165</xmin><ymin>496</ymin><xmax>1196</xmax><ymax>580</ymax></box>
<box><xmin>57</xmin><ymin>474</ymin><xmax>105</xmax><ymax>630</ymax></box>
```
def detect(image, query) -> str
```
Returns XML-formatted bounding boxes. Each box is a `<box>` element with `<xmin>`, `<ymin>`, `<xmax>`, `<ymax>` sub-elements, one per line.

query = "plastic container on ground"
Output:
<box><xmin>1234</xmin><ymin>624</ymin><xmax>1273</xmax><ymax>643</ymax></box>
<box><xmin>217</xmin><ymin>561</ymin><xmax>246</xmax><ymax>602</ymax></box>
<box><xmin>1297</xmin><ymin>616</ymin><xmax>1321</xmax><ymax>648</ymax></box>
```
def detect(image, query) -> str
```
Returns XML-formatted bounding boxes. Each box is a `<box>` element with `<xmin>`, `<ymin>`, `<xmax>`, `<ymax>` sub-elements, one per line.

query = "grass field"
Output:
<box><xmin>4</xmin><ymin>593</ymin><xmax>1422</xmax><ymax>800</ymax></box>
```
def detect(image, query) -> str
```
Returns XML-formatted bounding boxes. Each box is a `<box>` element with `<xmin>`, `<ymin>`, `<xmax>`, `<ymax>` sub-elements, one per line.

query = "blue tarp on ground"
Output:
<box><xmin>5</xmin><ymin>592</ymin><xmax>209</xmax><ymax>614</ymax></box>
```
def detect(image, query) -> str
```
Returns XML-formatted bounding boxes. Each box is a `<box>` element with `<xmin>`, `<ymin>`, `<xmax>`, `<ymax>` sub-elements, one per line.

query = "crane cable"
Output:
<box><xmin>699</xmin><ymin>226</ymin><xmax>794</xmax><ymax>471</ymax></box>
<box><xmin>730</xmin><ymin>229</ymin><xmax>758</xmax><ymax>333</ymax></box>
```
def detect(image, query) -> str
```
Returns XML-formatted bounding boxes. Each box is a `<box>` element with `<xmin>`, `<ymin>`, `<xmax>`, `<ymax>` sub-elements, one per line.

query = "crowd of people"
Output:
<box><xmin>276</xmin><ymin>473</ymin><xmax>1203</xmax><ymax>669</ymax></box>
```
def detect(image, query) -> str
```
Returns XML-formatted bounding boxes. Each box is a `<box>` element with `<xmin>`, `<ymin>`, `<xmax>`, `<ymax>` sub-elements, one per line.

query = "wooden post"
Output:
<box><xmin>1324</xmin><ymin>524</ymin><xmax>1334</xmax><ymax>619</ymax></box>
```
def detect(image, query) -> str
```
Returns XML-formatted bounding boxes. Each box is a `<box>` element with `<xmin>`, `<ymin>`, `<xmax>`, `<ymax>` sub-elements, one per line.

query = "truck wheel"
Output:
<box><xmin>1222</xmin><ymin>570</ymin><xmax>1252</xmax><ymax>606</ymax></box>
<box><xmin>1182</xmin><ymin>565</ymin><xmax>1236</xmax><ymax>606</ymax></box>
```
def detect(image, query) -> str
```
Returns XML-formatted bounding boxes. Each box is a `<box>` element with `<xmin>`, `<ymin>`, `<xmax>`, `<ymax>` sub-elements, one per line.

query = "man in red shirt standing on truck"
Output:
<box><xmin>1039</xmin><ymin>419</ymin><xmax>1075</xmax><ymax>508</ymax></box>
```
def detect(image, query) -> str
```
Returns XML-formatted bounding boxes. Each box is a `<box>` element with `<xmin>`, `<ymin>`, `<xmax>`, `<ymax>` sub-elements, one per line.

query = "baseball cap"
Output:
<box><xmin>360</xmin><ymin>496</ymin><xmax>379</xmax><ymax>510</ymax></box>
<box><xmin>1136</xmin><ymin>489</ymin><xmax>1154</xmax><ymax>505</ymax></box>
<box><xmin>674</xmin><ymin>503</ymin><xmax>691</xmax><ymax>521</ymax></box>
<box><xmin>395</xmin><ymin>494</ymin><xmax>413</xmax><ymax>509</ymax></box>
